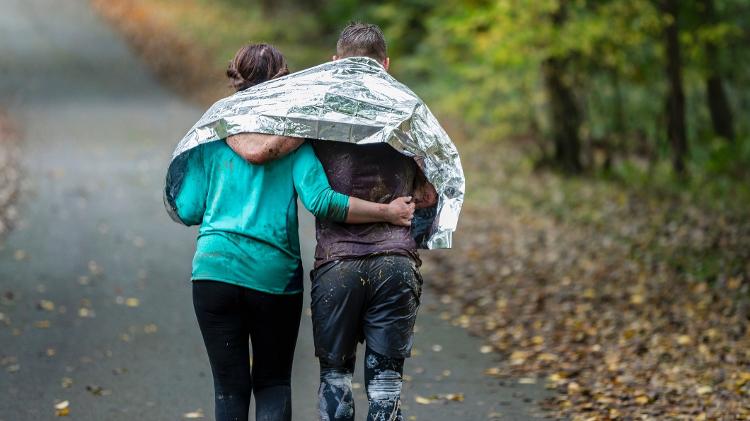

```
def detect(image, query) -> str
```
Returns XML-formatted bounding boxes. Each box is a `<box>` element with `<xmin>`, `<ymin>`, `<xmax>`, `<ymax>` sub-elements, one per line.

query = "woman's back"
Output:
<box><xmin>175</xmin><ymin>141</ymin><xmax>348</xmax><ymax>293</ymax></box>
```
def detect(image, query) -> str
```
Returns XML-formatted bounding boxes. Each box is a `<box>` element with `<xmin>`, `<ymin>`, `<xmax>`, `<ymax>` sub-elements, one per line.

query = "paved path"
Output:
<box><xmin>0</xmin><ymin>1</ymin><xmax>549</xmax><ymax>419</ymax></box>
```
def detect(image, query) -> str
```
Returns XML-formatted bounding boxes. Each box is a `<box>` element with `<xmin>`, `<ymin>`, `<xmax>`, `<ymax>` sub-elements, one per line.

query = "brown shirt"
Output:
<box><xmin>311</xmin><ymin>141</ymin><xmax>419</xmax><ymax>268</ymax></box>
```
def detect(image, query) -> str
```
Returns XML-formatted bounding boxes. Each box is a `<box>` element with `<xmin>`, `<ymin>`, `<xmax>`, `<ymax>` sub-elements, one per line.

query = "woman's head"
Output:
<box><xmin>226</xmin><ymin>44</ymin><xmax>289</xmax><ymax>92</ymax></box>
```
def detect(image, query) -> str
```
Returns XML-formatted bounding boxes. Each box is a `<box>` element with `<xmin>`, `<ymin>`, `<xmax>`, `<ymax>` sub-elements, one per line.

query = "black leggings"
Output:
<box><xmin>319</xmin><ymin>347</ymin><xmax>405</xmax><ymax>421</ymax></box>
<box><xmin>192</xmin><ymin>280</ymin><xmax>303</xmax><ymax>421</ymax></box>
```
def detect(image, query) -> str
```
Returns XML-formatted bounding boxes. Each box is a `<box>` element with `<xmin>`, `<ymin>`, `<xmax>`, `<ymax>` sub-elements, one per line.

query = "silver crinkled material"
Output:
<box><xmin>166</xmin><ymin>57</ymin><xmax>464</xmax><ymax>249</ymax></box>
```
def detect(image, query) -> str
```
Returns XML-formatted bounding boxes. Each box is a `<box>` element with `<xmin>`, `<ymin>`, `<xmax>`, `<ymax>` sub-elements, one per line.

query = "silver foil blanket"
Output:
<box><xmin>165</xmin><ymin>57</ymin><xmax>464</xmax><ymax>249</ymax></box>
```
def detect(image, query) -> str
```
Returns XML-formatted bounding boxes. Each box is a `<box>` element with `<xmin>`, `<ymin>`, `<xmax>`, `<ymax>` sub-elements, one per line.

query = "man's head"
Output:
<box><xmin>334</xmin><ymin>22</ymin><xmax>389</xmax><ymax>70</ymax></box>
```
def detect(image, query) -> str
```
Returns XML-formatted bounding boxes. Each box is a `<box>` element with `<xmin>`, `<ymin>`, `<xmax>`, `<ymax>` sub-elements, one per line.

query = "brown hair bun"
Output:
<box><xmin>226</xmin><ymin>43</ymin><xmax>289</xmax><ymax>92</ymax></box>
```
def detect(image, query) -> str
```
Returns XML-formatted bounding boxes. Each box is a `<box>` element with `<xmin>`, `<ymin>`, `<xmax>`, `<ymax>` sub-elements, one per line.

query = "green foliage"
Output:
<box><xmin>146</xmin><ymin>0</ymin><xmax>750</xmax><ymax>190</ymax></box>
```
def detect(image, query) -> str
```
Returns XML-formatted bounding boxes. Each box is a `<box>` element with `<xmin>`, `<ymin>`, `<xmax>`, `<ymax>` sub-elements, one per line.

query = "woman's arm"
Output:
<box><xmin>292</xmin><ymin>143</ymin><xmax>413</xmax><ymax>226</ymax></box>
<box><xmin>227</xmin><ymin>133</ymin><xmax>304</xmax><ymax>164</ymax></box>
<box><xmin>173</xmin><ymin>148</ymin><xmax>208</xmax><ymax>226</ymax></box>
<box><xmin>346</xmin><ymin>196</ymin><xmax>414</xmax><ymax>225</ymax></box>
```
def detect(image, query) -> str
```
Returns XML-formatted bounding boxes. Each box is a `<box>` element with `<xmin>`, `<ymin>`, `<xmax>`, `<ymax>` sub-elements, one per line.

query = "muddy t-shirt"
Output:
<box><xmin>311</xmin><ymin>141</ymin><xmax>419</xmax><ymax>268</ymax></box>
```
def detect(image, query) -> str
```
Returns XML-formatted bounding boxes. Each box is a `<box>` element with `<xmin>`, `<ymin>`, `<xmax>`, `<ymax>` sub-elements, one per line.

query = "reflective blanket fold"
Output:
<box><xmin>165</xmin><ymin>57</ymin><xmax>464</xmax><ymax>249</ymax></box>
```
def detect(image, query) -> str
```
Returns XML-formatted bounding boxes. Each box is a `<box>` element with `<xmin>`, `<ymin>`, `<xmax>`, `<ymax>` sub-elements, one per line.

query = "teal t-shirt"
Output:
<box><xmin>174</xmin><ymin>141</ymin><xmax>350</xmax><ymax>294</ymax></box>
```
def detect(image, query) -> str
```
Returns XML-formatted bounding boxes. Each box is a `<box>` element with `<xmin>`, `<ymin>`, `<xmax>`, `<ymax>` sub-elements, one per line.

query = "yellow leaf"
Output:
<box><xmin>54</xmin><ymin>400</ymin><xmax>70</xmax><ymax>417</ymax></box>
<box><xmin>538</xmin><ymin>353</ymin><xmax>557</xmax><ymax>362</ymax></box>
<box><xmin>415</xmin><ymin>396</ymin><xmax>433</xmax><ymax>405</ymax></box>
<box><xmin>39</xmin><ymin>300</ymin><xmax>55</xmax><ymax>311</ymax></box>
<box><xmin>676</xmin><ymin>335</ymin><xmax>692</xmax><ymax>345</ymax></box>
<box><xmin>34</xmin><ymin>320</ymin><xmax>51</xmax><ymax>329</ymax></box>
<box><xmin>183</xmin><ymin>409</ymin><xmax>205</xmax><ymax>419</ymax></box>
<box><xmin>484</xmin><ymin>367</ymin><xmax>502</xmax><ymax>377</ymax></box>
<box><xmin>443</xmin><ymin>393</ymin><xmax>464</xmax><ymax>402</ymax></box>
<box><xmin>696</xmin><ymin>385</ymin><xmax>713</xmax><ymax>395</ymax></box>
<box><xmin>567</xmin><ymin>382</ymin><xmax>581</xmax><ymax>394</ymax></box>
<box><xmin>634</xmin><ymin>395</ymin><xmax>649</xmax><ymax>405</ymax></box>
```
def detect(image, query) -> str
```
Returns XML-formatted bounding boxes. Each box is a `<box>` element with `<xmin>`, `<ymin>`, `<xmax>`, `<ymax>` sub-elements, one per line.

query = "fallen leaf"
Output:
<box><xmin>34</xmin><ymin>320</ymin><xmax>51</xmax><ymax>329</ymax></box>
<box><xmin>78</xmin><ymin>308</ymin><xmax>95</xmax><ymax>318</ymax></box>
<box><xmin>88</xmin><ymin>260</ymin><xmax>102</xmax><ymax>275</ymax></box>
<box><xmin>484</xmin><ymin>367</ymin><xmax>502</xmax><ymax>377</ymax></box>
<box><xmin>38</xmin><ymin>300</ymin><xmax>55</xmax><ymax>312</ymax></box>
<box><xmin>443</xmin><ymin>393</ymin><xmax>464</xmax><ymax>402</ymax></box>
<box><xmin>676</xmin><ymin>335</ymin><xmax>692</xmax><ymax>345</ymax></box>
<box><xmin>696</xmin><ymin>385</ymin><xmax>713</xmax><ymax>395</ymax></box>
<box><xmin>125</xmin><ymin>298</ymin><xmax>140</xmax><ymax>307</ymax></box>
<box><xmin>54</xmin><ymin>400</ymin><xmax>69</xmax><ymax>416</ymax></box>
<box><xmin>183</xmin><ymin>409</ymin><xmax>205</xmax><ymax>419</ymax></box>
<box><xmin>634</xmin><ymin>395</ymin><xmax>650</xmax><ymax>405</ymax></box>
<box><xmin>86</xmin><ymin>384</ymin><xmax>112</xmax><ymax>396</ymax></box>
<box><xmin>415</xmin><ymin>395</ymin><xmax>434</xmax><ymax>405</ymax></box>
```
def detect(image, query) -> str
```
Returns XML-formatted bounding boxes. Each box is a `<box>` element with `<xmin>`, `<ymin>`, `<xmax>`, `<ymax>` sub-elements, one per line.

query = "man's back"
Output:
<box><xmin>312</xmin><ymin>141</ymin><xmax>418</xmax><ymax>267</ymax></box>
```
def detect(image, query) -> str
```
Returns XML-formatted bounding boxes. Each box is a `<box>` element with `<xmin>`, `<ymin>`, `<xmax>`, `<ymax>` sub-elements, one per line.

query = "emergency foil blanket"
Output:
<box><xmin>165</xmin><ymin>57</ymin><xmax>464</xmax><ymax>249</ymax></box>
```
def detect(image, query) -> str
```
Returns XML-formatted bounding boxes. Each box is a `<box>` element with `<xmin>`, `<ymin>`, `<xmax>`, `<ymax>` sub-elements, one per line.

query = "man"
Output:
<box><xmin>228</xmin><ymin>23</ymin><xmax>437</xmax><ymax>421</ymax></box>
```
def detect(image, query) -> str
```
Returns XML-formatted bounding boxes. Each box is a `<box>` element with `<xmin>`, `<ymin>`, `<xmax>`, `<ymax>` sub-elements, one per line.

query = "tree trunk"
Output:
<box><xmin>701</xmin><ymin>0</ymin><xmax>735</xmax><ymax>142</ymax></box>
<box><xmin>661</xmin><ymin>0</ymin><xmax>688</xmax><ymax>176</ymax></box>
<box><xmin>542</xmin><ymin>1</ymin><xmax>582</xmax><ymax>174</ymax></box>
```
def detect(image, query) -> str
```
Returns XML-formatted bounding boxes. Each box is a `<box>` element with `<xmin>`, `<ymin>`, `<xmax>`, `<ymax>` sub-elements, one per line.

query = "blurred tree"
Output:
<box><xmin>659</xmin><ymin>0</ymin><xmax>688</xmax><ymax>175</ymax></box>
<box><xmin>699</xmin><ymin>0</ymin><xmax>735</xmax><ymax>143</ymax></box>
<box><xmin>242</xmin><ymin>0</ymin><xmax>749</xmax><ymax>181</ymax></box>
<box><xmin>543</xmin><ymin>1</ymin><xmax>582</xmax><ymax>173</ymax></box>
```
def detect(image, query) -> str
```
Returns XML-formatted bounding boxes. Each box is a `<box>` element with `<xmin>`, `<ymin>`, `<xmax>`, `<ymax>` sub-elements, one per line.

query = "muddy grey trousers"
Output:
<box><xmin>311</xmin><ymin>254</ymin><xmax>422</xmax><ymax>421</ymax></box>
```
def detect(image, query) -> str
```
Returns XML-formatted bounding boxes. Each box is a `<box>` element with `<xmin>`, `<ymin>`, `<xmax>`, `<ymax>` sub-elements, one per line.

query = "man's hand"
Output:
<box><xmin>226</xmin><ymin>133</ymin><xmax>304</xmax><ymax>164</ymax></box>
<box><xmin>385</xmin><ymin>196</ymin><xmax>415</xmax><ymax>227</ymax></box>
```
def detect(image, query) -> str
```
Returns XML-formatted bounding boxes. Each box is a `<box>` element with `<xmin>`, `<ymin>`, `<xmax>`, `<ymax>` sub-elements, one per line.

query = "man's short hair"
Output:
<box><xmin>336</xmin><ymin>22</ymin><xmax>387</xmax><ymax>62</ymax></box>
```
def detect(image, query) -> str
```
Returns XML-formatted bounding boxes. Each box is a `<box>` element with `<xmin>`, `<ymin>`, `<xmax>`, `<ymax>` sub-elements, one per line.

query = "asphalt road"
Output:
<box><xmin>0</xmin><ymin>0</ymin><xmax>549</xmax><ymax>419</ymax></box>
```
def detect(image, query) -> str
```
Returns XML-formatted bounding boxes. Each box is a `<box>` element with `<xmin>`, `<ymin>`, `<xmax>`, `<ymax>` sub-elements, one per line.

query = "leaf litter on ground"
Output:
<box><xmin>422</xmin><ymin>139</ymin><xmax>750</xmax><ymax>419</ymax></box>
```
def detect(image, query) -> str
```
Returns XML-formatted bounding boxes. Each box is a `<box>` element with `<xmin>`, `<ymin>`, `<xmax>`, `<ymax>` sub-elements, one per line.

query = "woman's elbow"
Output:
<box><xmin>176</xmin><ymin>209</ymin><xmax>202</xmax><ymax>226</ymax></box>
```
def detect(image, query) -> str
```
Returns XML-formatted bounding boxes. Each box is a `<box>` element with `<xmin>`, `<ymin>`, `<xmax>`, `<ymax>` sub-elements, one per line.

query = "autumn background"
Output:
<box><xmin>1</xmin><ymin>0</ymin><xmax>749</xmax><ymax>419</ymax></box>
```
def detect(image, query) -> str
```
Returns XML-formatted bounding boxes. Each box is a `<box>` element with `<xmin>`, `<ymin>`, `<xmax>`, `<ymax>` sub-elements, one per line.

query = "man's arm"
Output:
<box><xmin>412</xmin><ymin>158</ymin><xmax>438</xmax><ymax>209</ymax></box>
<box><xmin>226</xmin><ymin>133</ymin><xmax>304</xmax><ymax>164</ymax></box>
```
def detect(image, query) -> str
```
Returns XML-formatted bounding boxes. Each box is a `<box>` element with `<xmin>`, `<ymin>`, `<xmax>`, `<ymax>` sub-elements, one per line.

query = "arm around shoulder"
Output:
<box><xmin>226</xmin><ymin>133</ymin><xmax>304</xmax><ymax>164</ymax></box>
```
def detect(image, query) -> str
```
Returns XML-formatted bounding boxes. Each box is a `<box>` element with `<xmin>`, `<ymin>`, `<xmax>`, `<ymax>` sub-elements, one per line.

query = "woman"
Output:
<box><xmin>173</xmin><ymin>44</ymin><xmax>414</xmax><ymax>421</ymax></box>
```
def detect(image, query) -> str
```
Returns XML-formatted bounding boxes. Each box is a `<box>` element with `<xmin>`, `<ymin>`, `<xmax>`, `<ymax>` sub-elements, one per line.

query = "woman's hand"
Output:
<box><xmin>343</xmin><ymin>196</ymin><xmax>414</xmax><ymax>225</ymax></box>
<box><xmin>385</xmin><ymin>196</ymin><xmax>415</xmax><ymax>226</ymax></box>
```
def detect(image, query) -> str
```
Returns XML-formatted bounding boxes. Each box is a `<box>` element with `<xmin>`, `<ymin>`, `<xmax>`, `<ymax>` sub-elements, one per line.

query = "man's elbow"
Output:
<box><xmin>227</xmin><ymin>134</ymin><xmax>277</xmax><ymax>164</ymax></box>
<box><xmin>415</xmin><ymin>186</ymin><xmax>439</xmax><ymax>209</ymax></box>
